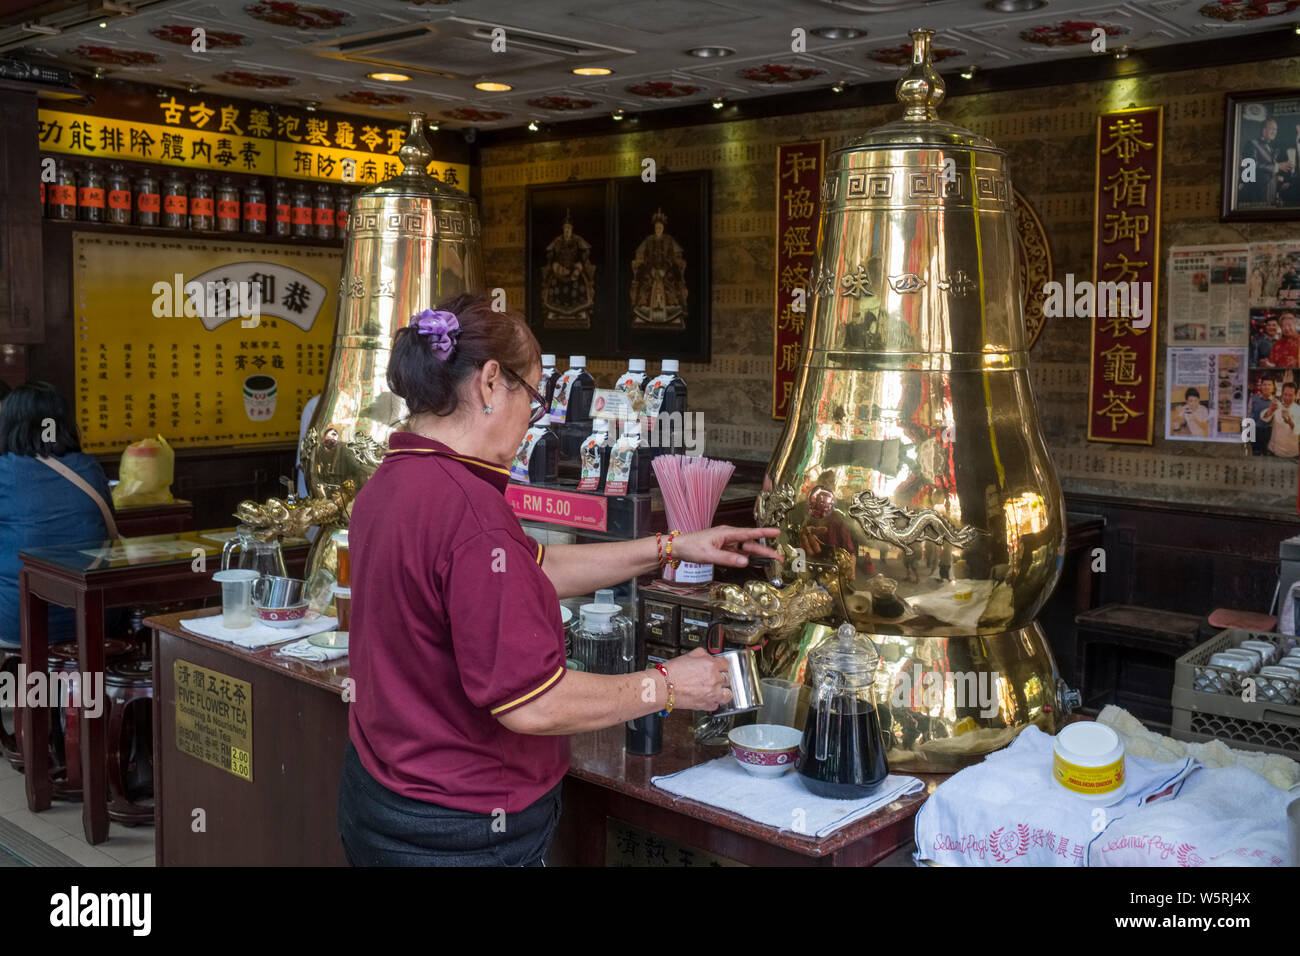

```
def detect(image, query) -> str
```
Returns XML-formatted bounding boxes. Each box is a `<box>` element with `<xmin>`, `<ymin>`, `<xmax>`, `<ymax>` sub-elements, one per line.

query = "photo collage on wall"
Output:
<box><xmin>1247</xmin><ymin>241</ymin><xmax>1300</xmax><ymax>459</ymax></box>
<box><xmin>1165</xmin><ymin>241</ymin><xmax>1300</xmax><ymax>458</ymax></box>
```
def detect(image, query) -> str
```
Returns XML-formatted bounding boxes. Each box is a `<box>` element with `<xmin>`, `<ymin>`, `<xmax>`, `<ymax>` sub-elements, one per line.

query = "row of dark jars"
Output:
<box><xmin>42</xmin><ymin>158</ymin><xmax>355</xmax><ymax>240</ymax></box>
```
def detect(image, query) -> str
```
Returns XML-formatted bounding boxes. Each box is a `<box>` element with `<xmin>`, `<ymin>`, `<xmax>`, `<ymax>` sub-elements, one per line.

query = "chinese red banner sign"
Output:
<box><xmin>1087</xmin><ymin>106</ymin><xmax>1163</xmax><ymax>444</ymax></box>
<box><xmin>773</xmin><ymin>141</ymin><xmax>824</xmax><ymax>420</ymax></box>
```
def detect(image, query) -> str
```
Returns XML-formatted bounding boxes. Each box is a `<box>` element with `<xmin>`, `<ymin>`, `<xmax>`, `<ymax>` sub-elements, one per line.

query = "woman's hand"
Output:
<box><xmin>671</xmin><ymin>525</ymin><xmax>781</xmax><ymax>569</ymax></box>
<box><xmin>661</xmin><ymin>649</ymin><xmax>732</xmax><ymax>711</ymax></box>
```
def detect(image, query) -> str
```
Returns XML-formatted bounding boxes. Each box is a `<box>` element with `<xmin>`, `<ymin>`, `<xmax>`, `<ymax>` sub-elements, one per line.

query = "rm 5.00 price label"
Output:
<box><xmin>506</xmin><ymin>485</ymin><xmax>608</xmax><ymax>532</ymax></box>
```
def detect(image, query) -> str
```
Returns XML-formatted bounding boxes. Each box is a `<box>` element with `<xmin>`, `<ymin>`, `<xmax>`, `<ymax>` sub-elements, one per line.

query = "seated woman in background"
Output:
<box><xmin>0</xmin><ymin>382</ymin><xmax>115</xmax><ymax>648</ymax></box>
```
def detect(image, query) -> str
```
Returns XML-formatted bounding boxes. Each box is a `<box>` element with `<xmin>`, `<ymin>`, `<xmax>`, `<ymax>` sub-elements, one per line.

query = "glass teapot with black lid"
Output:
<box><xmin>796</xmin><ymin>623</ymin><xmax>889</xmax><ymax>798</ymax></box>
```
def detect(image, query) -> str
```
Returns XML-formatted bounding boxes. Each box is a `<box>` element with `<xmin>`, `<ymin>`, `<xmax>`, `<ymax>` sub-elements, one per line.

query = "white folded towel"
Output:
<box><xmin>653</xmin><ymin>756</ymin><xmax>924</xmax><ymax>838</ymax></box>
<box><xmin>181</xmin><ymin>614</ymin><xmax>338</xmax><ymax>649</ymax></box>
<box><xmin>1089</xmin><ymin>766</ymin><xmax>1297</xmax><ymax>867</ymax></box>
<box><xmin>276</xmin><ymin>638</ymin><xmax>349</xmax><ymax>662</ymax></box>
<box><xmin>914</xmin><ymin>726</ymin><xmax>1199</xmax><ymax>867</ymax></box>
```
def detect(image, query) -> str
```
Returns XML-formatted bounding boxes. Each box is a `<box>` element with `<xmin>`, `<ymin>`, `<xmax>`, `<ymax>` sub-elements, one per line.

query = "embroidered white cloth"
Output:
<box><xmin>276</xmin><ymin>638</ymin><xmax>348</xmax><ymax>662</ymax></box>
<box><xmin>1088</xmin><ymin>766</ymin><xmax>1297</xmax><ymax>867</ymax></box>
<box><xmin>652</xmin><ymin>756</ymin><xmax>924</xmax><ymax>838</ymax></box>
<box><xmin>180</xmin><ymin>614</ymin><xmax>338</xmax><ymax>649</ymax></box>
<box><xmin>913</xmin><ymin>726</ymin><xmax>1199</xmax><ymax>867</ymax></box>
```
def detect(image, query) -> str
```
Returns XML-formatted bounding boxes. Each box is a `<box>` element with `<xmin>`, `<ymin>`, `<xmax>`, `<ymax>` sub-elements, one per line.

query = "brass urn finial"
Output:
<box><xmin>896</xmin><ymin>28</ymin><xmax>945</xmax><ymax>122</ymax></box>
<box><xmin>398</xmin><ymin>111</ymin><xmax>433</xmax><ymax>175</ymax></box>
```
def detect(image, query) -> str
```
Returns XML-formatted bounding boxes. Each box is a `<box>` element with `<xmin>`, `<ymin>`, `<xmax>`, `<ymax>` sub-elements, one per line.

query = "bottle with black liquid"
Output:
<box><xmin>508</xmin><ymin>425</ymin><xmax>558</xmax><ymax>484</ymax></box>
<box><xmin>615</xmin><ymin>357</ymin><xmax>650</xmax><ymax>415</ymax></box>
<box><xmin>549</xmin><ymin>354</ymin><xmax>594</xmax><ymax>424</ymax></box>
<box><xmin>538</xmin><ymin>354</ymin><xmax>559</xmax><ymax>410</ymax></box>
<box><xmin>643</xmin><ymin>358</ymin><xmax>688</xmax><ymax>456</ymax></box>
<box><xmin>577</xmin><ymin>418</ymin><xmax>612</xmax><ymax>491</ymax></box>
<box><xmin>134</xmin><ymin>168</ymin><xmax>160</xmax><ymax>227</ymax></box>
<box><xmin>605</xmin><ymin>418</ymin><xmax>650</xmax><ymax>496</ymax></box>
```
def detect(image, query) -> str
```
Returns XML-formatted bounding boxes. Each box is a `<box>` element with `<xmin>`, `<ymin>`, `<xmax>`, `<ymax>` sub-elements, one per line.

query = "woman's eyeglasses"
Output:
<box><xmin>503</xmin><ymin>367</ymin><xmax>549</xmax><ymax>426</ymax></box>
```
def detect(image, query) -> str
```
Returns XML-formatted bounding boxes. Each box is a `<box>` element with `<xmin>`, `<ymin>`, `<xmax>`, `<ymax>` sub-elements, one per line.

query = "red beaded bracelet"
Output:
<box><xmin>653</xmin><ymin>662</ymin><xmax>675</xmax><ymax>716</ymax></box>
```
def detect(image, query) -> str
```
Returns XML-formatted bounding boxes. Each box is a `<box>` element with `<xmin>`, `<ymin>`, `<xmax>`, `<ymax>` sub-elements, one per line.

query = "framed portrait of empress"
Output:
<box><xmin>525</xmin><ymin>180</ymin><xmax>616</xmax><ymax>356</ymax></box>
<box><xmin>613</xmin><ymin>170</ymin><xmax>711</xmax><ymax>362</ymax></box>
<box><xmin>1221</xmin><ymin>89</ymin><xmax>1300</xmax><ymax>221</ymax></box>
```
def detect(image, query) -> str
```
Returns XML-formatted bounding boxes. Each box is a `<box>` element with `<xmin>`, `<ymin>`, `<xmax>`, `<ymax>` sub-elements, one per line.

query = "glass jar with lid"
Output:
<box><xmin>215</xmin><ymin>176</ymin><xmax>241</xmax><ymax>232</ymax></box>
<box><xmin>105</xmin><ymin>163</ymin><xmax>132</xmax><ymax>225</ymax></box>
<box><xmin>242</xmin><ymin>177</ymin><xmax>267</xmax><ymax>235</ymax></box>
<box><xmin>48</xmin><ymin>159</ymin><xmax>78</xmax><ymax>220</ymax></box>
<box><xmin>290</xmin><ymin>181</ymin><xmax>313</xmax><ymax>238</ymax></box>
<box><xmin>160</xmin><ymin>170</ymin><xmax>188</xmax><ymax>229</ymax></box>
<box><xmin>189</xmin><ymin>172</ymin><xmax>215</xmax><ymax>231</ymax></box>
<box><xmin>313</xmin><ymin>183</ymin><xmax>335</xmax><ymax>240</ymax></box>
<box><xmin>795</xmin><ymin>623</ymin><xmax>889</xmax><ymax>798</ymax></box>
<box><xmin>134</xmin><ymin>167</ymin><xmax>160</xmax><ymax>226</ymax></box>
<box><xmin>77</xmin><ymin>162</ymin><xmax>106</xmax><ymax>222</ymax></box>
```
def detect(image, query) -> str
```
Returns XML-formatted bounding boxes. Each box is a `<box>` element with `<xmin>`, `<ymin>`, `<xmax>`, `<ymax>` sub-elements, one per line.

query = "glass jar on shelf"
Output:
<box><xmin>76</xmin><ymin>162</ymin><xmax>105</xmax><ymax>222</ymax></box>
<box><xmin>134</xmin><ymin>167</ymin><xmax>160</xmax><ymax>227</ymax></box>
<box><xmin>47</xmin><ymin>159</ymin><xmax>77</xmax><ymax>220</ymax></box>
<box><xmin>242</xmin><ymin>177</ymin><xmax>267</xmax><ymax>235</ymax></box>
<box><xmin>215</xmin><ymin>176</ymin><xmax>241</xmax><ymax>232</ymax></box>
<box><xmin>160</xmin><ymin>170</ymin><xmax>188</xmax><ymax>229</ymax></box>
<box><xmin>105</xmin><ymin>163</ymin><xmax>132</xmax><ymax>225</ymax></box>
<box><xmin>313</xmin><ymin>183</ymin><xmax>335</xmax><ymax>240</ymax></box>
<box><xmin>189</xmin><ymin>172</ymin><xmax>215</xmax><ymax>232</ymax></box>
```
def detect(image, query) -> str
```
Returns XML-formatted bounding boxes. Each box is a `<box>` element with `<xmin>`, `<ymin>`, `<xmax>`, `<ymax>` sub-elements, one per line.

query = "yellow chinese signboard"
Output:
<box><xmin>39</xmin><ymin>99</ymin><xmax>470</xmax><ymax>188</ymax></box>
<box><xmin>73</xmin><ymin>232</ymin><xmax>341</xmax><ymax>452</ymax></box>
<box><xmin>173</xmin><ymin>659</ymin><xmax>253</xmax><ymax>782</ymax></box>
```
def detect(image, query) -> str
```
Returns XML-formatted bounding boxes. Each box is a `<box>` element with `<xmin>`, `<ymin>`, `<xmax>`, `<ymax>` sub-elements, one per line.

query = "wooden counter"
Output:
<box><xmin>147</xmin><ymin>608</ymin><xmax>938</xmax><ymax>867</ymax></box>
<box><xmin>553</xmin><ymin>718</ymin><xmax>940</xmax><ymax>866</ymax></box>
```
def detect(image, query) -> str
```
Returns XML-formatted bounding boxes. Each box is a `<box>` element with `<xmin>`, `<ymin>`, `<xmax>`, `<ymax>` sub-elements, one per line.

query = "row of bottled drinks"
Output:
<box><xmin>41</xmin><ymin>157</ymin><xmax>355</xmax><ymax>240</ymax></box>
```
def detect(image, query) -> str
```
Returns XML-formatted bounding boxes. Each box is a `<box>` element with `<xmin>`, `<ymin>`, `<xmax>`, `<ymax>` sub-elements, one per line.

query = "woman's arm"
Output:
<box><xmin>540</xmin><ymin>525</ymin><xmax>782</xmax><ymax>598</ymax></box>
<box><xmin>497</xmin><ymin>649</ymin><xmax>730</xmax><ymax>736</ymax></box>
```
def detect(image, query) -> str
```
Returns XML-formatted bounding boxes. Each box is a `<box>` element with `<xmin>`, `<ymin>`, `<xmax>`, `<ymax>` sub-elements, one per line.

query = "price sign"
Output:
<box><xmin>506</xmin><ymin>485</ymin><xmax>608</xmax><ymax>532</ymax></box>
<box><xmin>173</xmin><ymin>659</ymin><xmax>253</xmax><ymax>782</ymax></box>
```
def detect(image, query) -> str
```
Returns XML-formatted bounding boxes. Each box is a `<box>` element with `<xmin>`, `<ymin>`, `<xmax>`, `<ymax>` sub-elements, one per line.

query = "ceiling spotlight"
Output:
<box><xmin>1114</xmin><ymin>46</ymin><xmax>1129</xmax><ymax>60</ymax></box>
<box><xmin>98</xmin><ymin>20</ymin><xmax>107</xmax><ymax>28</ymax></box>
<box><xmin>612</xmin><ymin>108</ymin><xmax>625</xmax><ymax>121</ymax></box>
<box><xmin>984</xmin><ymin>0</ymin><xmax>1047</xmax><ymax>11</ymax></box>
<box><xmin>429</xmin><ymin>121</ymin><xmax>440</xmax><ymax>132</ymax></box>
<box><xmin>711</xmin><ymin>96</ymin><xmax>725</xmax><ymax>109</ymax></box>
<box><xmin>186</xmin><ymin>83</ymin><xmax>199</xmax><ymax>93</ymax></box>
<box><xmin>688</xmin><ymin>46</ymin><xmax>735</xmax><ymax>58</ymax></box>
<box><xmin>573</xmin><ymin>66</ymin><xmax>613</xmax><ymax>76</ymax></box>
<box><xmin>960</xmin><ymin>65</ymin><xmax>976</xmax><ymax>80</ymax></box>
<box><xmin>367</xmin><ymin>71</ymin><xmax>411</xmax><ymax>82</ymax></box>
<box><xmin>527</xmin><ymin>120</ymin><xmax>539</xmax><ymax>131</ymax></box>
<box><xmin>830</xmin><ymin>80</ymin><xmax>845</xmax><ymax>93</ymax></box>
<box><xmin>1294</xmin><ymin>21</ymin><xmax>1300</xmax><ymax>34</ymax></box>
<box><xmin>304</xmin><ymin>100</ymin><xmax>319</xmax><ymax>112</ymax></box>
<box><xmin>92</xmin><ymin>68</ymin><xmax>103</xmax><ymax>79</ymax></box>
<box><xmin>475</xmin><ymin>81</ymin><xmax>512</xmax><ymax>92</ymax></box>
<box><xmin>812</xmin><ymin>27</ymin><xmax>865</xmax><ymax>41</ymax></box>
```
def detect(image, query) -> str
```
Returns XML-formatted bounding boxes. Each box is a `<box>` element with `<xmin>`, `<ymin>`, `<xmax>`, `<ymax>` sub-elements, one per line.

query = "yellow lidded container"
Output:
<box><xmin>1052</xmin><ymin>722</ymin><xmax>1127</xmax><ymax>803</ymax></box>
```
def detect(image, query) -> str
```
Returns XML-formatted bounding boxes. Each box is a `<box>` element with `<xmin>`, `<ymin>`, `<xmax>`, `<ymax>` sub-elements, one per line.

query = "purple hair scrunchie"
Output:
<box><xmin>410</xmin><ymin>309</ymin><xmax>460</xmax><ymax>359</ymax></box>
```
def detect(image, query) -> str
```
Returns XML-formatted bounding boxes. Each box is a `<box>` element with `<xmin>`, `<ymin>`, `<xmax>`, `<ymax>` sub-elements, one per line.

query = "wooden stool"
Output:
<box><xmin>1074</xmin><ymin>603</ymin><xmax>1204</xmax><ymax>732</ymax></box>
<box><xmin>105</xmin><ymin>658</ymin><xmax>154</xmax><ymax>825</ymax></box>
<box><xmin>0</xmin><ymin>650</ymin><xmax>22</xmax><ymax>768</ymax></box>
<box><xmin>10</xmin><ymin>639</ymin><xmax>134</xmax><ymax>791</ymax></box>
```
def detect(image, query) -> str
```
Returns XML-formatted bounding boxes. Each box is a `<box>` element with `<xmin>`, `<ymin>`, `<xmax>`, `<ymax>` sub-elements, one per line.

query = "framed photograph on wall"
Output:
<box><xmin>1221</xmin><ymin>89</ymin><xmax>1300</xmax><ymax>221</ymax></box>
<box><xmin>614</xmin><ymin>170</ymin><xmax>711</xmax><ymax>362</ymax></box>
<box><xmin>525</xmin><ymin>180</ymin><xmax>616</xmax><ymax>357</ymax></box>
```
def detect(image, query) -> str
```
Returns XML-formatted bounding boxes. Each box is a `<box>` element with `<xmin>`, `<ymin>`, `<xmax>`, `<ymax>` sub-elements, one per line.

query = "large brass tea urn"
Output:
<box><xmin>237</xmin><ymin>113</ymin><xmax>485</xmax><ymax>575</ymax></box>
<box><xmin>756</xmin><ymin>30</ymin><xmax>1068</xmax><ymax>772</ymax></box>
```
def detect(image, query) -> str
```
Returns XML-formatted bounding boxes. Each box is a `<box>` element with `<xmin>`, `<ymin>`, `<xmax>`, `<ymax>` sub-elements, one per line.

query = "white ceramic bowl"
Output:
<box><xmin>728</xmin><ymin>723</ymin><xmax>803</xmax><ymax>778</ymax></box>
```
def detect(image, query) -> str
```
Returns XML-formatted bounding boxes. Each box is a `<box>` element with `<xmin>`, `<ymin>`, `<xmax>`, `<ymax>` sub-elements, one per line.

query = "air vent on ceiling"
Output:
<box><xmin>310</xmin><ymin>17</ymin><xmax>634</xmax><ymax>79</ymax></box>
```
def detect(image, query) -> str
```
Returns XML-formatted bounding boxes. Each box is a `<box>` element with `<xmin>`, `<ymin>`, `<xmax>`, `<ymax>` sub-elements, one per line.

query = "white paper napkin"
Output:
<box><xmin>181</xmin><ymin>614</ymin><xmax>338</xmax><ymax>649</ymax></box>
<box><xmin>652</xmin><ymin>756</ymin><xmax>924</xmax><ymax>838</ymax></box>
<box><xmin>277</xmin><ymin>638</ymin><xmax>349</xmax><ymax>662</ymax></box>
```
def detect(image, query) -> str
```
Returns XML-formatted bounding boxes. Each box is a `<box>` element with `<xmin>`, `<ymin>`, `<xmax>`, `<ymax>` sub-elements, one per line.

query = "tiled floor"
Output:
<box><xmin>0</xmin><ymin>739</ymin><xmax>155</xmax><ymax>867</ymax></box>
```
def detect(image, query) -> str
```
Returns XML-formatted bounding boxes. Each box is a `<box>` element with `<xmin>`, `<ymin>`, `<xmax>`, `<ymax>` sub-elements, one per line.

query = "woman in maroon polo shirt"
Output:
<box><xmin>338</xmin><ymin>294</ymin><xmax>779</xmax><ymax>866</ymax></box>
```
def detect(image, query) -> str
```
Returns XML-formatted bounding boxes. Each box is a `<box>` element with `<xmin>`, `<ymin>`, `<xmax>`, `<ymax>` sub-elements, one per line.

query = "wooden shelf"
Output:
<box><xmin>41</xmin><ymin>217</ymin><xmax>345</xmax><ymax>248</ymax></box>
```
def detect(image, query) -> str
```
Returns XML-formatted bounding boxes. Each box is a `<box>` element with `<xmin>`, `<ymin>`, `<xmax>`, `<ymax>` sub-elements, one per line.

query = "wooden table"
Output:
<box><xmin>552</xmin><ymin>718</ymin><xmax>942</xmax><ymax>866</ymax></box>
<box><xmin>19</xmin><ymin>530</ymin><xmax>307</xmax><ymax>845</ymax></box>
<box><xmin>114</xmin><ymin>500</ymin><xmax>195</xmax><ymax>538</ymax></box>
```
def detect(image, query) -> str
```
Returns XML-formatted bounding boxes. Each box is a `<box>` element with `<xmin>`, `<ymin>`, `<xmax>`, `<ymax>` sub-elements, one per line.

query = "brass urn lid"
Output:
<box><xmin>843</xmin><ymin>28</ymin><xmax>1000</xmax><ymax>153</ymax></box>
